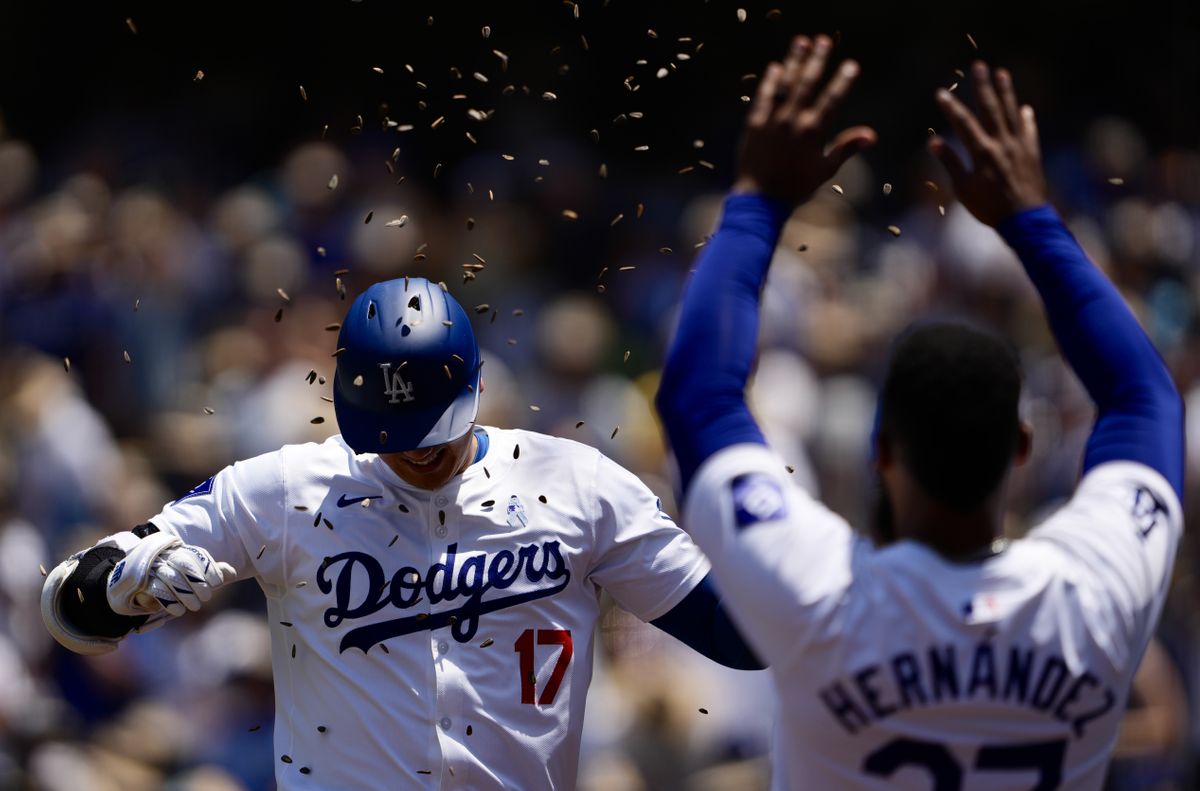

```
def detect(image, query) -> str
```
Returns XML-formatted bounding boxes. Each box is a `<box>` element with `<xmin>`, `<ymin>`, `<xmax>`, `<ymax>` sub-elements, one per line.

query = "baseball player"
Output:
<box><xmin>656</xmin><ymin>35</ymin><xmax>1183</xmax><ymax>790</ymax></box>
<box><xmin>40</xmin><ymin>276</ymin><xmax>763</xmax><ymax>789</ymax></box>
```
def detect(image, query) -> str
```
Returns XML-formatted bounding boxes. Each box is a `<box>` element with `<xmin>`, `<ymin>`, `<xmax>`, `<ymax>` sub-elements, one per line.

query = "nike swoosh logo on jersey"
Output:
<box><xmin>336</xmin><ymin>494</ymin><xmax>384</xmax><ymax>508</ymax></box>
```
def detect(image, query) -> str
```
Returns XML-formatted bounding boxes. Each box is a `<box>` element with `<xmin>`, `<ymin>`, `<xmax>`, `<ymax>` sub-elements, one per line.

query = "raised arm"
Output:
<box><xmin>656</xmin><ymin>35</ymin><xmax>876</xmax><ymax>493</ymax></box>
<box><xmin>931</xmin><ymin>63</ymin><xmax>1183</xmax><ymax>496</ymax></box>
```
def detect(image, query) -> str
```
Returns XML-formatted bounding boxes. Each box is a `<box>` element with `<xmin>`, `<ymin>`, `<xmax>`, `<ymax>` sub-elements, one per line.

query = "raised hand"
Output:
<box><xmin>930</xmin><ymin>62</ymin><xmax>1049</xmax><ymax>227</ymax></box>
<box><xmin>734</xmin><ymin>34</ymin><xmax>877</xmax><ymax>206</ymax></box>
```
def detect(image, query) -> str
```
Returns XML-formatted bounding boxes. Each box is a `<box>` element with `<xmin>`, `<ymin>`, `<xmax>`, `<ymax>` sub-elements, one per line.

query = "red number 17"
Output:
<box><xmin>514</xmin><ymin>629</ymin><xmax>573</xmax><ymax>705</ymax></box>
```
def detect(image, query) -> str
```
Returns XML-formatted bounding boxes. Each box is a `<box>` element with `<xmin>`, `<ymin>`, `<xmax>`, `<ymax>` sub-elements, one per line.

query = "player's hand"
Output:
<box><xmin>107</xmin><ymin>532</ymin><xmax>237</xmax><ymax>619</ymax></box>
<box><xmin>734</xmin><ymin>34</ymin><xmax>877</xmax><ymax>205</ymax></box>
<box><xmin>930</xmin><ymin>62</ymin><xmax>1049</xmax><ymax>227</ymax></box>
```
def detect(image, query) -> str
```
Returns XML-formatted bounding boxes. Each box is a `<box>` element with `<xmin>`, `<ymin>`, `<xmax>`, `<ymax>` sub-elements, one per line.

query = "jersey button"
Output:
<box><xmin>440</xmin><ymin>717</ymin><xmax>452</xmax><ymax>730</ymax></box>
<box><xmin>435</xmin><ymin>526</ymin><xmax>448</xmax><ymax>538</ymax></box>
<box><xmin>437</xmin><ymin>640</ymin><xmax>449</xmax><ymax>654</ymax></box>
<box><xmin>434</xmin><ymin>495</ymin><xmax>449</xmax><ymax>507</ymax></box>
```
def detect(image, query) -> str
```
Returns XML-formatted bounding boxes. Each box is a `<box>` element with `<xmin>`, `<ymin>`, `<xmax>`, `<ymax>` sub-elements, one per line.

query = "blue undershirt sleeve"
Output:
<box><xmin>655</xmin><ymin>193</ymin><xmax>792</xmax><ymax>494</ymax></box>
<box><xmin>999</xmin><ymin>205</ymin><xmax>1184</xmax><ymax>497</ymax></box>
<box><xmin>650</xmin><ymin>573</ymin><xmax>765</xmax><ymax>670</ymax></box>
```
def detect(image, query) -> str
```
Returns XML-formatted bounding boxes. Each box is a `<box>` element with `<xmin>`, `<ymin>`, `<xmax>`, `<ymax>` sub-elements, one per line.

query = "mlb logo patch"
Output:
<box><xmin>1131</xmin><ymin>484</ymin><xmax>1169</xmax><ymax>540</ymax></box>
<box><xmin>174</xmin><ymin>476</ymin><xmax>215</xmax><ymax>504</ymax></box>
<box><xmin>731</xmin><ymin>473</ymin><xmax>787</xmax><ymax>530</ymax></box>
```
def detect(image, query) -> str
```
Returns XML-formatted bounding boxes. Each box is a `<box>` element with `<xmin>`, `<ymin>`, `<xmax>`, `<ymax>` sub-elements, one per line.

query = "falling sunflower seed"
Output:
<box><xmin>887</xmin><ymin>225</ymin><xmax>902</xmax><ymax>237</ymax></box>
<box><xmin>831</xmin><ymin>184</ymin><xmax>844</xmax><ymax>195</ymax></box>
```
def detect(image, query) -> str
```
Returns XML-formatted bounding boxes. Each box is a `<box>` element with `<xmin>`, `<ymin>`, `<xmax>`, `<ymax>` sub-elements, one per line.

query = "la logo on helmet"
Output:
<box><xmin>379</xmin><ymin>363</ymin><xmax>416</xmax><ymax>404</ymax></box>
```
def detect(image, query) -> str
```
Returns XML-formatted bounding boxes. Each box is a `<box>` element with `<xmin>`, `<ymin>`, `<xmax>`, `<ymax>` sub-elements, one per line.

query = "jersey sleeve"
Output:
<box><xmin>586</xmin><ymin>451</ymin><xmax>711</xmax><ymax>622</ymax></box>
<box><xmin>147</xmin><ymin>449</ymin><xmax>286</xmax><ymax>584</ymax></box>
<box><xmin>683</xmin><ymin>443</ymin><xmax>865</xmax><ymax>668</ymax></box>
<box><xmin>1026</xmin><ymin>460</ymin><xmax>1183</xmax><ymax>664</ymax></box>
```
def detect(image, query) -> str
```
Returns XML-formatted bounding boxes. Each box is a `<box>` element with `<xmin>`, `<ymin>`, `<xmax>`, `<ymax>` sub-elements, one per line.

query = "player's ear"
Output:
<box><xmin>1013</xmin><ymin>421</ymin><xmax>1033</xmax><ymax>467</ymax></box>
<box><xmin>480</xmin><ymin>375</ymin><xmax>486</xmax><ymax>394</ymax></box>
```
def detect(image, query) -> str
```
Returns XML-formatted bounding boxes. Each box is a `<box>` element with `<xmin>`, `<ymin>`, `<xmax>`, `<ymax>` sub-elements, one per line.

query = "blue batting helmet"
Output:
<box><xmin>333</xmin><ymin>278</ymin><xmax>481</xmax><ymax>453</ymax></box>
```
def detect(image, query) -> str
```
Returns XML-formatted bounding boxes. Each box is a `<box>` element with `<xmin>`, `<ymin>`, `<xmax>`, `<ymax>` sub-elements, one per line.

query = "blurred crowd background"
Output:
<box><xmin>1</xmin><ymin>1</ymin><xmax>1198</xmax><ymax>789</ymax></box>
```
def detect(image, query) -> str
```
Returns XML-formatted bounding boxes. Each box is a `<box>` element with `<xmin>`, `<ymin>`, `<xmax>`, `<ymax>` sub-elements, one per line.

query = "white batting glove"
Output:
<box><xmin>104</xmin><ymin>532</ymin><xmax>237</xmax><ymax>620</ymax></box>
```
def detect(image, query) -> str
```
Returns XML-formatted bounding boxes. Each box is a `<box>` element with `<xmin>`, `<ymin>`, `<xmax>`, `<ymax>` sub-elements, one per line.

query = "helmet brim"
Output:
<box><xmin>334</xmin><ymin>365</ymin><xmax>481</xmax><ymax>454</ymax></box>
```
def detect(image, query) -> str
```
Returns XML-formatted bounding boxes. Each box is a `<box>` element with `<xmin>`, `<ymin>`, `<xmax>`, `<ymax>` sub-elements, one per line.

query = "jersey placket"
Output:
<box><xmin>431</xmin><ymin>488</ymin><xmax>467</xmax><ymax>787</ymax></box>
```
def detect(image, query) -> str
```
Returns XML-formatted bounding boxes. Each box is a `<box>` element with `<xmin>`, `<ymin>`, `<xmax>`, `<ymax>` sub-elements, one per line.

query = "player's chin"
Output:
<box><xmin>393</xmin><ymin>446</ymin><xmax>456</xmax><ymax>488</ymax></box>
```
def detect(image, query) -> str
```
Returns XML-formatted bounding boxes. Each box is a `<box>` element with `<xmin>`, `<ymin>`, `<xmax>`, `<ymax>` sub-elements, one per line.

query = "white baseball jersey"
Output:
<box><xmin>147</xmin><ymin>427</ymin><xmax>709</xmax><ymax>789</ymax></box>
<box><xmin>685</xmin><ymin>443</ymin><xmax>1182</xmax><ymax>791</ymax></box>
